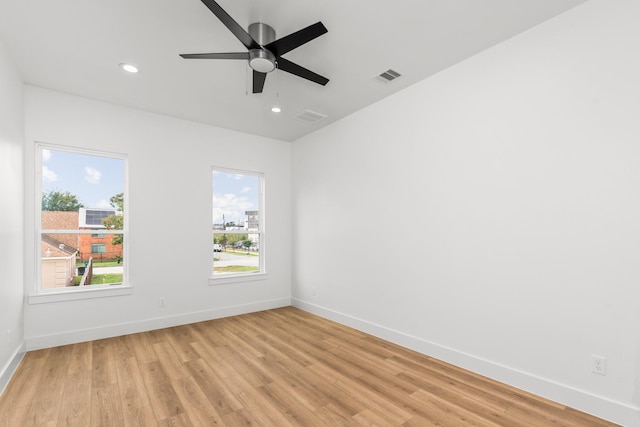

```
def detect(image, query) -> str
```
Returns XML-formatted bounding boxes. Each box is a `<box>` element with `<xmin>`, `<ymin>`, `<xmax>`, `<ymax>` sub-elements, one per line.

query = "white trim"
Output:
<box><xmin>28</xmin><ymin>284</ymin><xmax>133</xmax><ymax>304</ymax></box>
<box><xmin>25</xmin><ymin>297</ymin><xmax>290</xmax><ymax>350</ymax></box>
<box><xmin>209</xmin><ymin>272</ymin><xmax>268</xmax><ymax>286</ymax></box>
<box><xmin>41</xmin><ymin>229</ymin><xmax>123</xmax><ymax>235</ymax></box>
<box><xmin>211</xmin><ymin>166</ymin><xmax>265</xmax><ymax>279</ymax></box>
<box><xmin>35</xmin><ymin>141</ymin><xmax>129</xmax><ymax>297</ymax></box>
<box><xmin>0</xmin><ymin>342</ymin><xmax>26</xmax><ymax>395</ymax></box>
<box><xmin>291</xmin><ymin>298</ymin><xmax>640</xmax><ymax>427</ymax></box>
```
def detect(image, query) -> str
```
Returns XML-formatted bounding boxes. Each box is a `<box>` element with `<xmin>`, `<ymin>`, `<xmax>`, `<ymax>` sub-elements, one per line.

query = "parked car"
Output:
<box><xmin>213</xmin><ymin>243</ymin><xmax>222</xmax><ymax>252</ymax></box>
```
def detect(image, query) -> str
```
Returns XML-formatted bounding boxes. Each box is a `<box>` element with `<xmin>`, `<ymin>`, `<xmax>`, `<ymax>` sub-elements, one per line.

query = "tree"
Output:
<box><xmin>42</xmin><ymin>190</ymin><xmax>83</xmax><ymax>211</ymax></box>
<box><xmin>109</xmin><ymin>193</ymin><xmax>124</xmax><ymax>211</ymax></box>
<box><xmin>219</xmin><ymin>234</ymin><xmax>228</xmax><ymax>250</ymax></box>
<box><xmin>242</xmin><ymin>239</ymin><xmax>252</xmax><ymax>254</ymax></box>
<box><xmin>102</xmin><ymin>193</ymin><xmax>123</xmax><ymax>247</ymax></box>
<box><xmin>226</xmin><ymin>234</ymin><xmax>247</xmax><ymax>249</ymax></box>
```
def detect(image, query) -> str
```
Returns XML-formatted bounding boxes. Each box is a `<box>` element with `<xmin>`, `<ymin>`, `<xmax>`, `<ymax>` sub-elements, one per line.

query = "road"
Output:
<box><xmin>215</xmin><ymin>251</ymin><xmax>259</xmax><ymax>268</ymax></box>
<box><xmin>89</xmin><ymin>251</ymin><xmax>259</xmax><ymax>274</ymax></box>
<box><xmin>93</xmin><ymin>266</ymin><xmax>123</xmax><ymax>274</ymax></box>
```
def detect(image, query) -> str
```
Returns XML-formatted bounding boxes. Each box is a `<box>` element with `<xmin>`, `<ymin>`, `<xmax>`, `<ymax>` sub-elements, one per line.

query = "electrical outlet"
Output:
<box><xmin>159</xmin><ymin>297</ymin><xmax>166</xmax><ymax>308</ymax></box>
<box><xmin>591</xmin><ymin>355</ymin><xmax>606</xmax><ymax>375</ymax></box>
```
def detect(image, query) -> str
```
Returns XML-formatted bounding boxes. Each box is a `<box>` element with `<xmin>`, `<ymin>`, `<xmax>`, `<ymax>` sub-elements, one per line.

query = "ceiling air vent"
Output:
<box><xmin>374</xmin><ymin>69</ymin><xmax>402</xmax><ymax>84</ymax></box>
<box><xmin>295</xmin><ymin>109</ymin><xmax>328</xmax><ymax>124</ymax></box>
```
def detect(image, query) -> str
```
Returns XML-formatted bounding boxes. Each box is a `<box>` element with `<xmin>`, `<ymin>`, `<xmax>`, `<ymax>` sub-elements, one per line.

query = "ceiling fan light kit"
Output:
<box><xmin>180</xmin><ymin>0</ymin><xmax>329</xmax><ymax>94</ymax></box>
<box><xmin>119</xmin><ymin>63</ymin><xmax>139</xmax><ymax>73</ymax></box>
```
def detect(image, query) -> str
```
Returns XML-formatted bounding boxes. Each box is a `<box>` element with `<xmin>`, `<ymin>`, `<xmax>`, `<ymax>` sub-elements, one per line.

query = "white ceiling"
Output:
<box><xmin>0</xmin><ymin>0</ymin><xmax>586</xmax><ymax>142</ymax></box>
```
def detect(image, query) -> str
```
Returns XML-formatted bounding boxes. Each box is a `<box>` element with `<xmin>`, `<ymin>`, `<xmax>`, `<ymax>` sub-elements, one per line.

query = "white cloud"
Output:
<box><xmin>42</xmin><ymin>149</ymin><xmax>52</xmax><ymax>162</ymax></box>
<box><xmin>212</xmin><ymin>193</ymin><xmax>253</xmax><ymax>224</ymax></box>
<box><xmin>241</xmin><ymin>186</ymin><xmax>251</xmax><ymax>194</ymax></box>
<box><xmin>94</xmin><ymin>199</ymin><xmax>112</xmax><ymax>209</ymax></box>
<box><xmin>84</xmin><ymin>166</ymin><xmax>101</xmax><ymax>184</ymax></box>
<box><xmin>42</xmin><ymin>166</ymin><xmax>58</xmax><ymax>182</ymax></box>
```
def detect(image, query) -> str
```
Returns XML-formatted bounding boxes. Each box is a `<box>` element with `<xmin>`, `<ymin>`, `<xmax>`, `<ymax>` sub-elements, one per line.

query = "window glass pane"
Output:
<box><xmin>41</xmin><ymin>149</ymin><xmax>124</xmax><ymax>228</ymax></box>
<box><xmin>91</xmin><ymin>243</ymin><xmax>106</xmax><ymax>254</ymax></box>
<box><xmin>212</xmin><ymin>169</ymin><xmax>262</xmax><ymax>276</ymax></box>
<box><xmin>39</xmin><ymin>146</ymin><xmax>125</xmax><ymax>291</ymax></box>
<box><xmin>41</xmin><ymin>233</ymin><xmax>124</xmax><ymax>288</ymax></box>
<box><xmin>213</xmin><ymin>234</ymin><xmax>260</xmax><ymax>275</ymax></box>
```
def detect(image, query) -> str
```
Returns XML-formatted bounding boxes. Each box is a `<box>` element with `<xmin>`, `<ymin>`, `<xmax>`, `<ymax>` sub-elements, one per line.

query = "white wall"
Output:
<box><xmin>23</xmin><ymin>86</ymin><xmax>292</xmax><ymax>348</ymax></box>
<box><xmin>0</xmin><ymin>40</ymin><xmax>25</xmax><ymax>392</ymax></box>
<box><xmin>291</xmin><ymin>1</ymin><xmax>640</xmax><ymax>425</ymax></box>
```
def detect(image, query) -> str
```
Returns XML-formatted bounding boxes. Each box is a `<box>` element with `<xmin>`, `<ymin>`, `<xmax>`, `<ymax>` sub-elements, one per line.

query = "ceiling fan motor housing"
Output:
<box><xmin>248</xmin><ymin>23</ymin><xmax>276</xmax><ymax>73</ymax></box>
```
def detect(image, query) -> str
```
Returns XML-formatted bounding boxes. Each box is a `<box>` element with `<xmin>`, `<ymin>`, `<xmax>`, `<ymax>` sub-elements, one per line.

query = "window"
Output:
<box><xmin>38</xmin><ymin>144</ymin><xmax>126</xmax><ymax>292</ymax></box>
<box><xmin>211</xmin><ymin>168</ymin><xmax>264</xmax><ymax>279</ymax></box>
<box><xmin>91</xmin><ymin>244</ymin><xmax>106</xmax><ymax>254</ymax></box>
<box><xmin>82</xmin><ymin>209</ymin><xmax>116</xmax><ymax>226</ymax></box>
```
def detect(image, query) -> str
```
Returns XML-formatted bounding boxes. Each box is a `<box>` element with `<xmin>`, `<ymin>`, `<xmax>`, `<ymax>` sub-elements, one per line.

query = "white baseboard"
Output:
<box><xmin>292</xmin><ymin>298</ymin><xmax>639</xmax><ymax>427</ymax></box>
<box><xmin>0</xmin><ymin>342</ymin><xmax>26</xmax><ymax>395</ymax></box>
<box><xmin>25</xmin><ymin>297</ymin><xmax>291</xmax><ymax>351</ymax></box>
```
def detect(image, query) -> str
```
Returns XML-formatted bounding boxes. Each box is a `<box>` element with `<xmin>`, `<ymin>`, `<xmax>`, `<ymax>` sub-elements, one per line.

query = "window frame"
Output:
<box><xmin>209</xmin><ymin>166</ymin><xmax>266</xmax><ymax>285</ymax></box>
<box><xmin>31</xmin><ymin>142</ymin><xmax>130</xmax><ymax>303</ymax></box>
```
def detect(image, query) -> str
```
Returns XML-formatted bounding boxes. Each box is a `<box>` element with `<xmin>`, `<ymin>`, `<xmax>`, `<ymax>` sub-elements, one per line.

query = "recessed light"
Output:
<box><xmin>271</xmin><ymin>106</ymin><xmax>282</xmax><ymax>113</ymax></box>
<box><xmin>119</xmin><ymin>63</ymin><xmax>138</xmax><ymax>73</ymax></box>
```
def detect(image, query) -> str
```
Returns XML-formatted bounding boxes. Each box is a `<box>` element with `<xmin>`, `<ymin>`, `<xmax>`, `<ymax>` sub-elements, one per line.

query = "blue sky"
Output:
<box><xmin>41</xmin><ymin>148</ymin><xmax>124</xmax><ymax>209</ymax></box>
<box><xmin>212</xmin><ymin>170</ymin><xmax>260</xmax><ymax>225</ymax></box>
<box><xmin>42</xmin><ymin>149</ymin><xmax>258</xmax><ymax>223</ymax></box>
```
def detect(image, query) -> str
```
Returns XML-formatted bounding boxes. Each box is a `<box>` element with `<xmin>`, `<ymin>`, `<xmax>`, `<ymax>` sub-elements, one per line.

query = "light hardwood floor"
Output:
<box><xmin>0</xmin><ymin>307</ymin><xmax>619</xmax><ymax>426</ymax></box>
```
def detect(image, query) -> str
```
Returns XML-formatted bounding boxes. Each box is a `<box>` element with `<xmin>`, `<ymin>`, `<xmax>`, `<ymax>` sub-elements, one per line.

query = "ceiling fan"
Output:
<box><xmin>180</xmin><ymin>0</ymin><xmax>329</xmax><ymax>94</ymax></box>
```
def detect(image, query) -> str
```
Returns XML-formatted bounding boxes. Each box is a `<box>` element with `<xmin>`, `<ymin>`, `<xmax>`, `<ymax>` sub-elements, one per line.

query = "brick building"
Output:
<box><xmin>41</xmin><ymin>208</ymin><xmax>122</xmax><ymax>263</ymax></box>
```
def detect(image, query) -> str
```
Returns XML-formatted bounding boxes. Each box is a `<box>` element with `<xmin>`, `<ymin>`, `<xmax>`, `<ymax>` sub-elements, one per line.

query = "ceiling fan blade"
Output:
<box><xmin>253</xmin><ymin>70</ymin><xmax>267</xmax><ymax>93</ymax></box>
<box><xmin>200</xmin><ymin>0</ymin><xmax>259</xmax><ymax>50</ymax></box>
<box><xmin>180</xmin><ymin>52</ymin><xmax>249</xmax><ymax>60</ymax></box>
<box><xmin>265</xmin><ymin>22</ymin><xmax>327</xmax><ymax>57</ymax></box>
<box><xmin>276</xmin><ymin>57</ymin><xmax>329</xmax><ymax>86</ymax></box>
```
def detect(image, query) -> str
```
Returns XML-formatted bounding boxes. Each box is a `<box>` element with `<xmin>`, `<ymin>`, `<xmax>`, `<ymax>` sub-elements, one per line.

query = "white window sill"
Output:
<box><xmin>208</xmin><ymin>272</ymin><xmax>267</xmax><ymax>286</ymax></box>
<box><xmin>28</xmin><ymin>284</ymin><xmax>133</xmax><ymax>304</ymax></box>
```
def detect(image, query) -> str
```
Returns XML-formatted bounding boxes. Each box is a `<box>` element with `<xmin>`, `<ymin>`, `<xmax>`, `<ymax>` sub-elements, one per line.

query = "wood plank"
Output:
<box><xmin>307</xmin><ymin>362</ymin><xmax>414</xmax><ymax>425</ymax></box>
<box><xmin>165</xmin><ymin>325</ymin><xmax>199</xmax><ymax>363</ymax></box>
<box><xmin>23</xmin><ymin>344</ymin><xmax>73</xmax><ymax>425</ymax></box>
<box><xmin>0</xmin><ymin>306</ymin><xmax>620</xmax><ymax>427</ymax></box>
<box><xmin>137</xmin><ymin>361</ymin><xmax>185</xmax><ymax>421</ymax></box>
<box><xmin>169</xmin><ymin>375</ymin><xmax>224</xmax><ymax>426</ymax></box>
<box><xmin>91</xmin><ymin>383</ymin><xmax>125</xmax><ymax>426</ymax></box>
<box><xmin>57</xmin><ymin>370</ymin><xmax>92</xmax><ymax>426</ymax></box>
<box><xmin>157</xmin><ymin>412</ymin><xmax>194</xmax><ymax>427</ymax></box>
<box><xmin>92</xmin><ymin>339</ymin><xmax>118</xmax><ymax>388</ymax></box>
<box><xmin>115</xmin><ymin>356</ymin><xmax>156</xmax><ymax>427</ymax></box>
<box><xmin>152</xmin><ymin>341</ymin><xmax>190</xmax><ymax>381</ymax></box>
<box><xmin>183</xmin><ymin>358</ymin><xmax>243</xmax><ymax>416</ymax></box>
<box><xmin>0</xmin><ymin>354</ymin><xmax>48</xmax><ymax>411</ymax></box>
<box><xmin>223</xmin><ymin>374</ymin><xmax>297</xmax><ymax>426</ymax></box>
<box><xmin>67</xmin><ymin>341</ymin><xmax>93</xmax><ymax>375</ymax></box>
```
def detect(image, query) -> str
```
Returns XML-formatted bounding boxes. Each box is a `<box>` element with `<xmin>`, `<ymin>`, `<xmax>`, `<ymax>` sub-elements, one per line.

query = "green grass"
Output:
<box><xmin>214</xmin><ymin>266</ymin><xmax>259</xmax><ymax>273</ymax></box>
<box><xmin>91</xmin><ymin>273</ymin><xmax>123</xmax><ymax>284</ymax></box>
<box><xmin>76</xmin><ymin>260</ymin><xmax>123</xmax><ymax>268</ymax></box>
<box><xmin>74</xmin><ymin>273</ymin><xmax>123</xmax><ymax>285</ymax></box>
<box><xmin>225</xmin><ymin>250</ymin><xmax>259</xmax><ymax>257</ymax></box>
